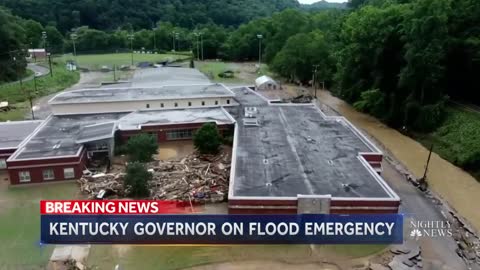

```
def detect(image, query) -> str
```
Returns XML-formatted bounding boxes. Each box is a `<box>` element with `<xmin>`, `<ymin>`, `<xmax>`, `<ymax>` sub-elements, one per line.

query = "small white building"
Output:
<box><xmin>27</xmin><ymin>49</ymin><xmax>46</xmax><ymax>59</ymax></box>
<box><xmin>255</xmin><ymin>75</ymin><xmax>280</xmax><ymax>91</ymax></box>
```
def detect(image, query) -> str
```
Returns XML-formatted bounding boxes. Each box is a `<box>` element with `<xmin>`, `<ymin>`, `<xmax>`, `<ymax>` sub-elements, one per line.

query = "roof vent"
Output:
<box><xmin>244</xmin><ymin>107</ymin><xmax>258</xmax><ymax>118</ymax></box>
<box><xmin>243</xmin><ymin>118</ymin><xmax>259</xmax><ymax>126</ymax></box>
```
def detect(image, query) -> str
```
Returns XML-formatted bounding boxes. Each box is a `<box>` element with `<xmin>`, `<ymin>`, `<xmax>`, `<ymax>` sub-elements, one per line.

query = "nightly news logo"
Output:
<box><xmin>409</xmin><ymin>219</ymin><xmax>453</xmax><ymax>240</ymax></box>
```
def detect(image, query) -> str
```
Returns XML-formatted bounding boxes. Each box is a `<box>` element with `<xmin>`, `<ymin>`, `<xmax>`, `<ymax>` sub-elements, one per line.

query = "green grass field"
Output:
<box><xmin>416</xmin><ymin>106</ymin><xmax>480</xmax><ymax>180</ymax></box>
<box><xmin>197</xmin><ymin>61</ymin><xmax>272</xmax><ymax>83</ymax></box>
<box><xmin>0</xmin><ymin>62</ymin><xmax>80</xmax><ymax>121</ymax></box>
<box><xmin>0</xmin><ymin>180</ymin><xmax>80</xmax><ymax>269</ymax></box>
<box><xmin>62</xmin><ymin>53</ymin><xmax>191</xmax><ymax>70</ymax></box>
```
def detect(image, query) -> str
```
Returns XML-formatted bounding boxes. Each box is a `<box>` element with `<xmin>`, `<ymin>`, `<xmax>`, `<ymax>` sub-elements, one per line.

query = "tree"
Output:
<box><xmin>0</xmin><ymin>8</ymin><xmax>28</xmax><ymax>82</ymax></box>
<box><xmin>124</xmin><ymin>162</ymin><xmax>152</xmax><ymax>198</ymax></box>
<box><xmin>126</xmin><ymin>133</ymin><xmax>158</xmax><ymax>162</ymax></box>
<box><xmin>23</xmin><ymin>19</ymin><xmax>44</xmax><ymax>48</ymax></box>
<box><xmin>271</xmin><ymin>30</ymin><xmax>334</xmax><ymax>83</ymax></box>
<box><xmin>193</xmin><ymin>123</ymin><xmax>222</xmax><ymax>155</ymax></box>
<box><xmin>45</xmin><ymin>25</ymin><xmax>64</xmax><ymax>54</ymax></box>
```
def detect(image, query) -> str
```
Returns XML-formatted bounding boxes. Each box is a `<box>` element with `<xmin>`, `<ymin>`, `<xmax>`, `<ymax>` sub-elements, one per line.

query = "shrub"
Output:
<box><xmin>193</xmin><ymin>122</ymin><xmax>222</xmax><ymax>154</ymax></box>
<box><xmin>126</xmin><ymin>133</ymin><xmax>158</xmax><ymax>162</ymax></box>
<box><xmin>124</xmin><ymin>162</ymin><xmax>152</xmax><ymax>198</ymax></box>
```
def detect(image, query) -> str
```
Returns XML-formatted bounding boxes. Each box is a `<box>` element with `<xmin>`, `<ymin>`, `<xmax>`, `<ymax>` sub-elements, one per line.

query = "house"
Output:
<box><xmin>255</xmin><ymin>75</ymin><xmax>280</xmax><ymax>91</ymax></box>
<box><xmin>28</xmin><ymin>49</ymin><xmax>47</xmax><ymax>59</ymax></box>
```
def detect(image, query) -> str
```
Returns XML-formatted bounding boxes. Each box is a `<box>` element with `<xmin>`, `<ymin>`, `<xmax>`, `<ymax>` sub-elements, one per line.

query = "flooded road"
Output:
<box><xmin>316</xmin><ymin>89</ymin><xmax>480</xmax><ymax>232</ymax></box>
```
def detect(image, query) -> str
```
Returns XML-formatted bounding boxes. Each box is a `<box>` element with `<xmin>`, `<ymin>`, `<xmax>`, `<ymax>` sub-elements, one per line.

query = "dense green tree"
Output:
<box><xmin>124</xmin><ymin>162</ymin><xmax>152</xmax><ymax>198</ymax></box>
<box><xmin>336</xmin><ymin>4</ymin><xmax>410</xmax><ymax>126</ymax></box>
<box><xmin>193</xmin><ymin>123</ymin><xmax>222</xmax><ymax>155</ymax></box>
<box><xmin>271</xmin><ymin>30</ymin><xmax>334</xmax><ymax>83</ymax></box>
<box><xmin>126</xmin><ymin>133</ymin><xmax>158</xmax><ymax>162</ymax></box>
<box><xmin>0</xmin><ymin>8</ymin><xmax>27</xmax><ymax>82</ymax></box>
<box><xmin>45</xmin><ymin>25</ymin><xmax>64</xmax><ymax>54</ymax></box>
<box><xmin>23</xmin><ymin>19</ymin><xmax>44</xmax><ymax>48</ymax></box>
<box><xmin>0</xmin><ymin>0</ymin><xmax>300</xmax><ymax>33</ymax></box>
<box><xmin>263</xmin><ymin>9</ymin><xmax>309</xmax><ymax>63</ymax></box>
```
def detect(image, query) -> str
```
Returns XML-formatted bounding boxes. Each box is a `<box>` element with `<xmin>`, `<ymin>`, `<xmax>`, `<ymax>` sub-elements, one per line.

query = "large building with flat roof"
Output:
<box><xmin>0</xmin><ymin>120</ymin><xmax>43</xmax><ymax>170</ymax></box>
<box><xmin>7</xmin><ymin>107</ymin><xmax>235</xmax><ymax>184</ymax></box>
<box><xmin>1</xmin><ymin>68</ymin><xmax>400</xmax><ymax>215</ymax></box>
<box><xmin>226</xmin><ymin>87</ymin><xmax>399</xmax><ymax>214</ymax></box>
<box><xmin>49</xmin><ymin>84</ymin><xmax>237</xmax><ymax>115</ymax></box>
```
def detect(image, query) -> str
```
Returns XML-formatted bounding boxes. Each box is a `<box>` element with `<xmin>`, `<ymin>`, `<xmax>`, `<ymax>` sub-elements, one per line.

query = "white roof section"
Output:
<box><xmin>0</xmin><ymin>120</ymin><xmax>43</xmax><ymax>150</ymax></box>
<box><xmin>49</xmin><ymin>84</ymin><xmax>236</xmax><ymax>105</ymax></box>
<box><xmin>28</xmin><ymin>49</ymin><xmax>46</xmax><ymax>53</ymax></box>
<box><xmin>132</xmin><ymin>67</ymin><xmax>210</xmax><ymax>87</ymax></box>
<box><xmin>117</xmin><ymin>108</ymin><xmax>235</xmax><ymax>131</ymax></box>
<box><xmin>255</xmin><ymin>75</ymin><xmax>277</xmax><ymax>87</ymax></box>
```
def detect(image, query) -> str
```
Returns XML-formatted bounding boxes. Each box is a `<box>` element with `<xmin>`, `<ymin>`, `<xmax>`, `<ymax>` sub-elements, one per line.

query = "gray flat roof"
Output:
<box><xmin>49</xmin><ymin>84</ymin><xmax>235</xmax><ymax>105</ymax></box>
<box><xmin>76</xmin><ymin>122</ymin><xmax>117</xmax><ymax>144</ymax></box>
<box><xmin>132</xmin><ymin>67</ymin><xmax>210</xmax><ymax>87</ymax></box>
<box><xmin>0</xmin><ymin>120</ymin><xmax>43</xmax><ymax>150</ymax></box>
<box><xmin>10</xmin><ymin>113</ymin><xmax>126</xmax><ymax>160</ymax></box>
<box><xmin>232</xmin><ymin>105</ymin><xmax>391</xmax><ymax>199</ymax></box>
<box><xmin>9</xmin><ymin>108</ymin><xmax>235</xmax><ymax>161</ymax></box>
<box><xmin>118</xmin><ymin>108</ymin><xmax>235</xmax><ymax>130</ymax></box>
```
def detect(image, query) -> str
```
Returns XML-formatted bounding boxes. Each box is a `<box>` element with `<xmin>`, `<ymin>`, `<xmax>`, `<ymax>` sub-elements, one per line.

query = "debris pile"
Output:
<box><xmin>77</xmin><ymin>151</ymin><xmax>231</xmax><ymax>204</ymax></box>
<box><xmin>281</xmin><ymin>94</ymin><xmax>313</xmax><ymax>104</ymax></box>
<box><xmin>149</xmin><ymin>152</ymin><xmax>230</xmax><ymax>204</ymax></box>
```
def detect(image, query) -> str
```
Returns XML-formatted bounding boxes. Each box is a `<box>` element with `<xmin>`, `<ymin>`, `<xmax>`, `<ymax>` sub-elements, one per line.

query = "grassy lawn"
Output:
<box><xmin>0</xmin><ymin>61</ymin><xmax>80</xmax><ymax>121</ymax></box>
<box><xmin>0</xmin><ymin>180</ymin><xmax>81</xmax><ymax>269</ymax></box>
<box><xmin>415</xmin><ymin>106</ymin><xmax>480</xmax><ymax>180</ymax></box>
<box><xmin>62</xmin><ymin>53</ymin><xmax>191</xmax><ymax>70</ymax></box>
<box><xmin>196</xmin><ymin>61</ymin><xmax>272</xmax><ymax>84</ymax></box>
<box><xmin>196</xmin><ymin>61</ymin><xmax>248</xmax><ymax>83</ymax></box>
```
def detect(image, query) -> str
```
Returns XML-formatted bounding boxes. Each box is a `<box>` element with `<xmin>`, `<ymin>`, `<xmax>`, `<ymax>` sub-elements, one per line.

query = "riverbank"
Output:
<box><xmin>316</xmin><ymin>89</ymin><xmax>480</xmax><ymax>232</ymax></box>
<box><xmin>414</xmin><ymin>107</ymin><xmax>480</xmax><ymax>180</ymax></box>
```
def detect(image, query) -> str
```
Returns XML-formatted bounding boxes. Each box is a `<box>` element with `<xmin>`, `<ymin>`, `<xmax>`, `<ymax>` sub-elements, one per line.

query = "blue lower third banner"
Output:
<box><xmin>41</xmin><ymin>214</ymin><xmax>404</xmax><ymax>244</ymax></box>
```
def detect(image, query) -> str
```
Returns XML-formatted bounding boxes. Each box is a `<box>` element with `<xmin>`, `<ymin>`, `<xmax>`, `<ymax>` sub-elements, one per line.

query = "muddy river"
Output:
<box><xmin>316</xmin><ymin>90</ymin><xmax>480</xmax><ymax>232</ymax></box>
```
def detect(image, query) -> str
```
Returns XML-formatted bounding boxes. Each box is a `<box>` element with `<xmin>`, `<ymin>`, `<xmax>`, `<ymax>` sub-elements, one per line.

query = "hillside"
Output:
<box><xmin>302</xmin><ymin>0</ymin><xmax>347</xmax><ymax>10</ymax></box>
<box><xmin>0</xmin><ymin>0</ymin><xmax>300</xmax><ymax>33</ymax></box>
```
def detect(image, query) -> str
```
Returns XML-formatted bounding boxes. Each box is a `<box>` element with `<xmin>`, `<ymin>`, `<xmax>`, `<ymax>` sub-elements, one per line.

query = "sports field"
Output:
<box><xmin>62</xmin><ymin>53</ymin><xmax>191</xmax><ymax>70</ymax></box>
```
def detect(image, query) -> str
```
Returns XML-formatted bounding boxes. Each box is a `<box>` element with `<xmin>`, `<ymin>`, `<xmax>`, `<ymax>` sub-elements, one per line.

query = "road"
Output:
<box><xmin>310</xmin><ymin>98</ymin><xmax>471</xmax><ymax>269</ymax></box>
<box><xmin>25</xmin><ymin>71</ymin><xmax>111</xmax><ymax>119</ymax></box>
<box><xmin>1</xmin><ymin>63</ymin><xmax>49</xmax><ymax>87</ymax></box>
<box><xmin>382</xmin><ymin>160</ymin><xmax>468</xmax><ymax>269</ymax></box>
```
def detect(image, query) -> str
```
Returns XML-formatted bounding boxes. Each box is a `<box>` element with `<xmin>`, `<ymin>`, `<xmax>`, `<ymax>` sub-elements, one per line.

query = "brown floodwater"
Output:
<box><xmin>316</xmin><ymin>89</ymin><xmax>480</xmax><ymax>232</ymax></box>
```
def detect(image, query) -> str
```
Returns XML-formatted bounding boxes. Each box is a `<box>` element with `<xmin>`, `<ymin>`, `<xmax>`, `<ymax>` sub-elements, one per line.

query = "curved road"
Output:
<box><xmin>1</xmin><ymin>63</ymin><xmax>49</xmax><ymax>87</ymax></box>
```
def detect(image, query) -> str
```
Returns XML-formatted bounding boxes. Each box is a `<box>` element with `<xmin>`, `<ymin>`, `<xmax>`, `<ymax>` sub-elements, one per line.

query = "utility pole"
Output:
<box><xmin>127</xmin><ymin>33</ymin><xmax>134</xmax><ymax>66</ymax></box>
<box><xmin>12</xmin><ymin>56</ymin><xmax>23</xmax><ymax>88</ymax></box>
<box><xmin>312</xmin><ymin>64</ymin><xmax>319</xmax><ymax>98</ymax></box>
<box><xmin>41</xmin><ymin>31</ymin><xmax>47</xmax><ymax>64</ymax></box>
<box><xmin>152</xmin><ymin>25</ymin><xmax>157</xmax><ymax>52</ymax></box>
<box><xmin>113</xmin><ymin>64</ymin><xmax>117</xmax><ymax>81</ymax></box>
<box><xmin>200</xmin><ymin>33</ymin><xmax>204</xmax><ymax>61</ymax></box>
<box><xmin>171</xmin><ymin>31</ymin><xmax>176</xmax><ymax>51</ymax></box>
<box><xmin>47</xmin><ymin>52</ymin><xmax>53</xmax><ymax>77</ymax></box>
<box><xmin>418</xmin><ymin>144</ymin><xmax>434</xmax><ymax>191</ymax></box>
<box><xmin>71</xmin><ymin>33</ymin><xmax>78</xmax><ymax>65</ymax></box>
<box><xmin>175</xmin><ymin>32</ymin><xmax>180</xmax><ymax>52</ymax></box>
<box><xmin>257</xmin><ymin>34</ymin><xmax>263</xmax><ymax>68</ymax></box>
<box><xmin>14</xmin><ymin>52</ymin><xmax>35</xmax><ymax>119</ymax></box>
<box><xmin>194</xmin><ymin>32</ymin><xmax>200</xmax><ymax>61</ymax></box>
<box><xmin>30</xmin><ymin>75</ymin><xmax>37</xmax><ymax>120</ymax></box>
